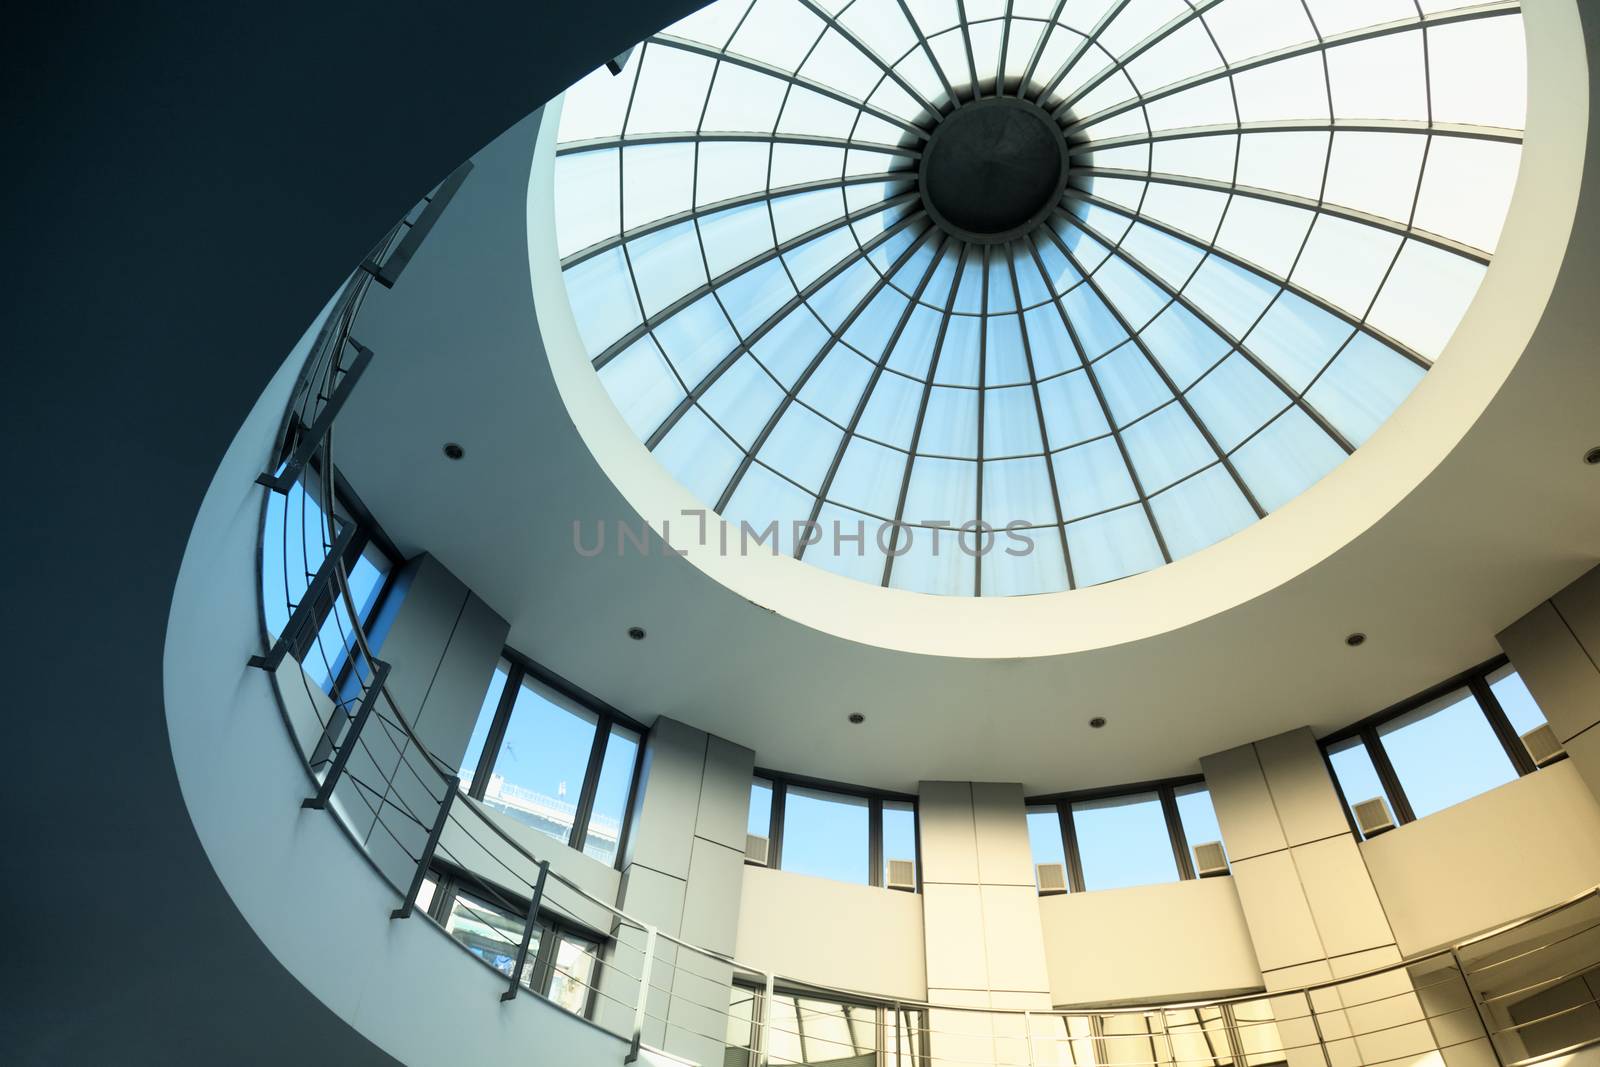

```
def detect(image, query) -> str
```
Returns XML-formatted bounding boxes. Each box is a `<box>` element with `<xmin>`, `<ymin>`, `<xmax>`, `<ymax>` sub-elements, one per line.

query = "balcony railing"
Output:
<box><xmin>246</xmin><ymin>163</ymin><xmax>1600</xmax><ymax>1067</ymax></box>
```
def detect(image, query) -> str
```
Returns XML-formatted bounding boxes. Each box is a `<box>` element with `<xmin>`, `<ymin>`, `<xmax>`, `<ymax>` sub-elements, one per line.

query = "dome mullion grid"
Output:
<box><xmin>556</xmin><ymin>131</ymin><xmax>924</xmax><ymax>156</ymax></box>
<box><xmin>645</xmin><ymin>207</ymin><xmax>926</xmax><ymax>453</ymax></box>
<box><xmin>713</xmin><ymin>211</ymin><xmax>934</xmax><ymax>514</ymax></box>
<box><xmin>803</xmin><ymin>229</ymin><xmax>953</xmax><ymax>554</ymax></box>
<box><xmin>883</xmin><ymin>241</ymin><xmax>974</xmax><ymax>587</ymax></box>
<box><xmin>1004</xmin><ymin>242</ymin><xmax>1076</xmax><ymax>590</ymax></box>
<box><xmin>1021</xmin><ymin>234</ymin><xmax>1173</xmax><ymax>567</ymax></box>
<box><xmin>953</xmin><ymin>1</ymin><xmax>984</xmax><ymax>100</ymax></box>
<box><xmin>1017</xmin><ymin>0</ymin><xmax>1070</xmax><ymax>91</ymax></box>
<box><xmin>1060</xmin><ymin>2</ymin><xmax>1520</xmax><ymax>140</ymax></box>
<box><xmin>1041</xmin><ymin>220</ymin><xmax>1270</xmax><ymax>521</ymax></box>
<box><xmin>894</xmin><ymin>0</ymin><xmax>960</xmax><ymax>108</ymax></box>
<box><xmin>1072</xmin><ymin>118</ymin><xmax>1523</xmax><ymax>155</ymax></box>
<box><xmin>974</xmin><ymin>248</ymin><xmax>990</xmax><ymax>595</ymax></box>
<box><xmin>1049</xmin><ymin>0</ymin><xmax>1230</xmax><ymax>123</ymax></box>
<box><xmin>591</xmin><ymin>188</ymin><xmax>920</xmax><ymax>373</ymax></box>
<box><xmin>1030</xmin><ymin>0</ymin><xmax>1137</xmax><ymax>107</ymax></box>
<box><xmin>651</xmin><ymin>33</ymin><xmax>933</xmax><ymax>141</ymax></box>
<box><xmin>560</xmin><ymin>172</ymin><xmax>909</xmax><ymax>271</ymax></box>
<box><xmin>797</xmin><ymin>0</ymin><xmax>944</xmax><ymax>118</ymax></box>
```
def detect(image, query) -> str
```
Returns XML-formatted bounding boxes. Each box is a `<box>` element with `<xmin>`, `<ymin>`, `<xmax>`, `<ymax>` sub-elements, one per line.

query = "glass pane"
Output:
<box><xmin>726</xmin><ymin>985</ymin><xmax>759</xmax><ymax>1064</ymax></box>
<box><xmin>1378</xmin><ymin>689</ymin><xmax>1516</xmax><ymax>818</ymax></box>
<box><xmin>546</xmin><ymin>933</ymin><xmax>598</xmax><ymax>1016</ymax></box>
<box><xmin>1026</xmin><ymin>805</ymin><xmax>1068</xmax><ymax>891</ymax></box>
<box><xmin>1071</xmin><ymin>792</ymin><xmax>1180</xmax><ymax>891</ymax></box>
<box><xmin>1488</xmin><ymin>665</ymin><xmax>1550</xmax><ymax>737</ymax></box>
<box><xmin>781</xmin><ymin>786</ymin><xmax>870</xmax><ymax>885</ymax></box>
<box><xmin>749</xmin><ymin>777</ymin><xmax>775</xmax><ymax>857</ymax></box>
<box><xmin>1173</xmin><ymin>783</ymin><xmax>1226</xmax><ymax>871</ymax></box>
<box><xmin>583</xmin><ymin>725</ymin><xmax>640</xmax><ymax>866</ymax></box>
<box><xmin>882</xmin><ymin>800</ymin><xmax>918</xmax><ymax>888</ymax></box>
<box><xmin>478</xmin><ymin>677</ymin><xmax>599</xmax><ymax>847</ymax></box>
<box><xmin>444</xmin><ymin>890</ymin><xmax>539</xmax><ymax>991</ymax></box>
<box><xmin>1325</xmin><ymin>736</ymin><xmax>1394</xmax><ymax>839</ymax></box>
<box><xmin>459</xmin><ymin>660</ymin><xmax>510</xmax><ymax>793</ymax></box>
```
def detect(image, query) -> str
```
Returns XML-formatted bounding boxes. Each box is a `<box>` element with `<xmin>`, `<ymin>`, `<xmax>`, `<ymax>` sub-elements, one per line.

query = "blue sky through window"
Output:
<box><xmin>1378</xmin><ymin>690</ymin><xmax>1515</xmax><ymax>819</ymax></box>
<box><xmin>781</xmin><ymin>787</ymin><xmax>869</xmax><ymax>885</ymax></box>
<box><xmin>1072</xmin><ymin>792</ymin><xmax>1179</xmax><ymax>892</ymax></box>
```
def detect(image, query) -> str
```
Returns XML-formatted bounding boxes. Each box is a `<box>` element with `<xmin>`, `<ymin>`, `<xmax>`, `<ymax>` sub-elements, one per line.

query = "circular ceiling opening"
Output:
<box><xmin>919</xmin><ymin>98</ymin><xmax>1068</xmax><ymax>244</ymax></box>
<box><xmin>547</xmin><ymin>0</ymin><xmax>1530</xmax><ymax>599</ymax></box>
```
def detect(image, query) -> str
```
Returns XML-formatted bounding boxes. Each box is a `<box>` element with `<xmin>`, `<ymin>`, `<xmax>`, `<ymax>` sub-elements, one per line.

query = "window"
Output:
<box><xmin>425</xmin><ymin>865</ymin><xmax>603</xmax><ymax>1016</ymax></box>
<box><xmin>461</xmin><ymin>653</ymin><xmax>643</xmax><ymax>865</ymax></box>
<box><xmin>261</xmin><ymin>471</ymin><xmax>398</xmax><ymax>697</ymax></box>
<box><xmin>1073</xmin><ymin>792</ymin><xmax>1181</xmax><ymax>892</ymax></box>
<box><xmin>724</xmin><ymin>985</ymin><xmax>927</xmax><ymax>1067</ymax></box>
<box><xmin>746</xmin><ymin>774</ymin><xmax>919</xmax><ymax>891</ymax></box>
<box><xmin>1026</xmin><ymin>778</ymin><xmax>1221</xmax><ymax>894</ymax></box>
<box><xmin>1322</xmin><ymin>657</ymin><xmax>1555</xmax><ymax>837</ymax></box>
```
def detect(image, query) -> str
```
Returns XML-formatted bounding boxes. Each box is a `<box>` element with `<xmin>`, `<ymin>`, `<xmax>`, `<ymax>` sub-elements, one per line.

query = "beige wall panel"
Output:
<box><xmin>926</xmin><ymin>988</ymin><xmax>994</xmax><ymax>1067</ymax></box>
<box><xmin>733</xmin><ymin>866</ymin><xmax>927</xmax><ymax>1002</ymax></box>
<box><xmin>1203</xmin><ymin>743</ymin><xmax>1290</xmax><ymax>862</ymax></box>
<box><xmin>978</xmin><ymin>884</ymin><xmax>1051</xmax><ymax>994</ymax></box>
<box><xmin>1039</xmin><ymin>878</ymin><xmax>1263</xmax><ymax>1007</ymax></box>
<box><xmin>679</xmin><ymin>835</ymin><xmax>745</xmax><ymax>956</ymax></box>
<box><xmin>972</xmin><ymin>782</ymin><xmax>1036</xmax><ymax>887</ymax></box>
<box><xmin>1362</xmin><ymin>763</ymin><xmax>1600</xmax><ymax>955</ymax></box>
<box><xmin>919</xmin><ymin>781</ymin><xmax>981</xmax><ymax>885</ymax></box>
<box><xmin>694</xmin><ymin>734</ymin><xmax>755</xmax><ymax>854</ymax></box>
<box><xmin>1552</xmin><ymin>565</ymin><xmax>1600</xmax><ymax>660</ymax></box>
<box><xmin>1291</xmin><ymin>835</ymin><xmax>1395</xmax><ymax>959</ymax></box>
<box><xmin>1498</xmin><ymin>601</ymin><xmax>1600</xmax><ymax>742</ymax></box>
<box><xmin>1566</xmin><ymin>727</ymin><xmax>1600</xmax><ymax>810</ymax></box>
<box><xmin>1257</xmin><ymin>728</ymin><xmax>1352</xmax><ymax>847</ymax></box>
<box><xmin>922</xmin><ymin>882</ymin><xmax>990</xmax><ymax>993</ymax></box>
<box><xmin>1233</xmin><ymin>851</ymin><xmax>1326</xmax><ymax>972</ymax></box>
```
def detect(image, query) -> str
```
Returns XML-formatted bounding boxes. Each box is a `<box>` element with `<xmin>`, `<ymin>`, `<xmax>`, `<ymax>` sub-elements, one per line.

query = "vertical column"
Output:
<box><xmin>343</xmin><ymin>552</ymin><xmax>508</xmax><ymax>887</ymax></box>
<box><xmin>1203</xmin><ymin>728</ymin><xmax>1489</xmax><ymax>1067</ymax></box>
<box><xmin>1498</xmin><ymin>564</ymin><xmax>1600</xmax><ymax>802</ymax></box>
<box><xmin>919</xmin><ymin>782</ymin><xmax>1053</xmax><ymax>1067</ymax></box>
<box><xmin>593</xmin><ymin>717</ymin><xmax>754</xmax><ymax>1067</ymax></box>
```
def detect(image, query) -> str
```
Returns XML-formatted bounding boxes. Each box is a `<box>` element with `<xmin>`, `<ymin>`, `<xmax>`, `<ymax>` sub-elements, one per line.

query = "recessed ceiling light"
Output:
<box><xmin>1089</xmin><ymin>717</ymin><xmax>1107</xmax><ymax>729</ymax></box>
<box><xmin>627</xmin><ymin>626</ymin><xmax>646</xmax><ymax>641</ymax></box>
<box><xmin>848</xmin><ymin>712</ymin><xmax>865</xmax><ymax>725</ymax></box>
<box><xmin>442</xmin><ymin>442</ymin><xmax>465</xmax><ymax>460</ymax></box>
<box><xmin>1346</xmin><ymin>632</ymin><xmax>1367</xmax><ymax>647</ymax></box>
<box><xmin>1585</xmin><ymin>446</ymin><xmax>1600</xmax><ymax>466</ymax></box>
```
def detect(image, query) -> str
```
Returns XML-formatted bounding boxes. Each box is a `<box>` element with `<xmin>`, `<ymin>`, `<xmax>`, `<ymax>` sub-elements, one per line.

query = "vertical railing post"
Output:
<box><xmin>256</xmin><ymin>339</ymin><xmax>375</xmax><ymax>494</ymax></box>
<box><xmin>1305</xmin><ymin>989</ymin><xmax>1336</xmax><ymax>1067</ymax></box>
<box><xmin>501</xmin><ymin>859</ymin><xmax>550</xmax><ymax>1002</ymax></box>
<box><xmin>360</xmin><ymin>159</ymin><xmax>474</xmax><ymax>288</ymax></box>
<box><xmin>1024</xmin><ymin>1009</ymin><xmax>1036</xmax><ymax>1067</ymax></box>
<box><xmin>1451</xmin><ymin>946</ymin><xmax>1507</xmax><ymax>1067</ymax></box>
<box><xmin>391</xmin><ymin>776</ymin><xmax>459</xmax><ymax>919</ymax></box>
<box><xmin>893</xmin><ymin>1000</ymin><xmax>902</xmax><ymax>1067</ymax></box>
<box><xmin>302</xmin><ymin>658</ymin><xmax>390</xmax><ymax>809</ymax></box>
<box><xmin>624</xmin><ymin>924</ymin><xmax>658</xmax><ymax>1064</ymax></box>
<box><xmin>249</xmin><ymin>521</ymin><xmax>357</xmax><ymax>671</ymax></box>
<box><xmin>759</xmin><ymin>971</ymin><xmax>776</xmax><ymax>1067</ymax></box>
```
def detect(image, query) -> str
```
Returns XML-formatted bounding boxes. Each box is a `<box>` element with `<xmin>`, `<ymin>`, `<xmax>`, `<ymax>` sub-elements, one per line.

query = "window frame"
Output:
<box><xmin>1026</xmin><ymin>775</ymin><xmax>1215</xmax><ymax>894</ymax></box>
<box><xmin>1319</xmin><ymin>654</ymin><xmax>1552</xmax><ymax>835</ymax></box>
<box><xmin>424</xmin><ymin>859</ymin><xmax>607</xmax><ymax>1017</ymax></box>
<box><xmin>748</xmin><ymin>769</ymin><xmax>922</xmax><ymax>893</ymax></box>
<box><xmin>466</xmin><ymin>647</ymin><xmax>648</xmax><ymax>867</ymax></box>
<box><xmin>727</xmin><ymin>980</ymin><xmax>932</xmax><ymax>1067</ymax></box>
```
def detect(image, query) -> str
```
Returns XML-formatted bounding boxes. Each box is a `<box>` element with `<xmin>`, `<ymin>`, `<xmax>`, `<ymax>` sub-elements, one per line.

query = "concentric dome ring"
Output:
<box><xmin>549</xmin><ymin>0</ymin><xmax>1527</xmax><ymax>597</ymax></box>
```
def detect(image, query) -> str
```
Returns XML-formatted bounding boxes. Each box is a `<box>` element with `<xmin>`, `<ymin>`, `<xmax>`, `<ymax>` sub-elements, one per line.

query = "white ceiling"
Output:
<box><xmin>334</xmin><ymin>8</ymin><xmax>1600</xmax><ymax>795</ymax></box>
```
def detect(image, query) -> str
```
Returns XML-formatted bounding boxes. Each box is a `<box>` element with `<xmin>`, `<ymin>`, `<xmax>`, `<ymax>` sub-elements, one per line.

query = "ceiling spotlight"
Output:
<box><xmin>627</xmin><ymin>626</ymin><xmax>646</xmax><ymax>641</ymax></box>
<box><xmin>1089</xmin><ymin>716</ymin><xmax>1107</xmax><ymax>729</ymax></box>
<box><xmin>848</xmin><ymin>712</ymin><xmax>865</xmax><ymax>725</ymax></box>
<box><xmin>1346</xmin><ymin>632</ymin><xmax>1367</xmax><ymax>647</ymax></box>
<box><xmin>442</xmin><ymin>442</ymin><xmax>465</xmax><ymax>460</ymax></box>
<box><xmin>1585</xmin><ymin>446</ymin><xmax>1600</xmax><ymax>466</ymax></box>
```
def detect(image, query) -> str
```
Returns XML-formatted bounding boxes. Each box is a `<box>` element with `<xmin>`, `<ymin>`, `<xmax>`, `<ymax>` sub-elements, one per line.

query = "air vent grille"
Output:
<box><xmin>1353</xmin><ymin>796</ymin><xmax>1395</xmax><ymax>838</ymax></box>
<box><xmin>886</xmin><ymin>859</ymin><xmax>916</xmax><ymax>891</ymax></box>
<box><xmin>1193</xmin><ymin>840</ymin><xmax>1229</xmax><ymax>877</ymax></box>
<box><xmin>1521</xmin><ymin>724</ymin><xmax>1566</xmax><ymax>768</ymax></box>
<box><xmin>1037</xmin><ymin>862</ymin><xmax>1068</xmax><ymax>894</ymax></box>
<box><xmin>745</xmin><ymin>833</ymin><xmax>769</xmax><ymax>866</ymax></box>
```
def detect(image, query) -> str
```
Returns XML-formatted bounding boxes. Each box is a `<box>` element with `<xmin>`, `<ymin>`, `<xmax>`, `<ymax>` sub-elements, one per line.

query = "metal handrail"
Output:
<box><xmin>251</xmin><ymin>183</ymin><xmax>1600</xmax><ymax>1067</ymax></box>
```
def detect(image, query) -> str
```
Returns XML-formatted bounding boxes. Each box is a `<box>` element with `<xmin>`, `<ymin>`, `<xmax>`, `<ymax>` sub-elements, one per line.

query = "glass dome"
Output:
<box><xmin>551</xmin><ymin>0</ymin><xmax>1526</xmax><ymax>596</ymax></box>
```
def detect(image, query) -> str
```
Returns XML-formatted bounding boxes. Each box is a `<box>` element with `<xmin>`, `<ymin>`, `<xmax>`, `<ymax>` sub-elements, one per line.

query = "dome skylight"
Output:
<box><xmin>551</xmin><ymin>0</ymin><xmax>1526</xmax><ymax>596</ymax></box>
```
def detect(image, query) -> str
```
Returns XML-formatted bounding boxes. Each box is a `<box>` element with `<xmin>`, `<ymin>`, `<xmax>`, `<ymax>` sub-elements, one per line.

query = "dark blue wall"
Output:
<box><xmin>1</xmin><ymin>3</ymin><xmax>701</xmax><ymax>1062</ymax></box>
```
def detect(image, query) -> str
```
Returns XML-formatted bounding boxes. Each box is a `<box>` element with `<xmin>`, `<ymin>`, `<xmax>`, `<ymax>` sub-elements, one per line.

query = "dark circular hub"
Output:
<box><xmin>919</xmin><ymin>97</ymin><xmax>1070</xmax><ymax>244</ymax></box>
